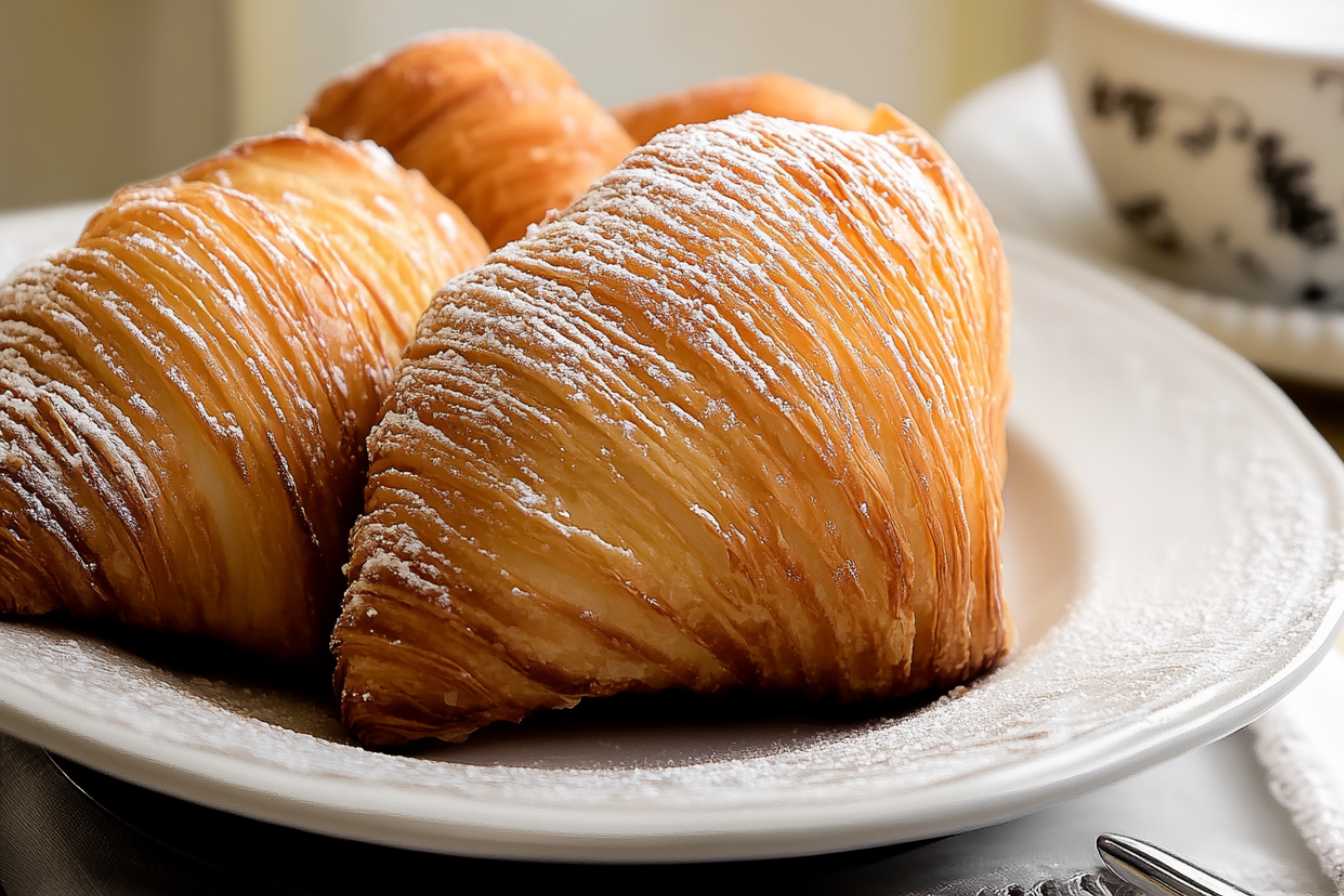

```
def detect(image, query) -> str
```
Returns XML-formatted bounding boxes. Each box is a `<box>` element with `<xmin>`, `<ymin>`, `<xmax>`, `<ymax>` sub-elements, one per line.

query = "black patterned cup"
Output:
<box><xmin>1052</xmin><ymin>0</ymin><xmax>1344</xmax><ymax>307</ymax></box>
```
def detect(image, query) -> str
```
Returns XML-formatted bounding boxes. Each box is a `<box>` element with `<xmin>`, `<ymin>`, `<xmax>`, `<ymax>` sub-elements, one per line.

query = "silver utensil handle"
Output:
<box><xmin>1098</xmin><ymin>833</ymin><xmax>1258</xmax><ymax>896</ymax></box>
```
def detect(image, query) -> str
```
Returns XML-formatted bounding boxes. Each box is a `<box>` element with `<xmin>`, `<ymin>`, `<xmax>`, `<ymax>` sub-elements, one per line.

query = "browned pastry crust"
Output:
<box><xmin>306</xmin><ymin>30</ymin><xmax>636</xmax><ymax>249</ymax></box>
<box><xmin>613</xmin><ymin>73</ymin><xmax>871</xmax><ymax>144</ymax></box>
<box><xmin>0</xmin><ymin>126</ymin><xmax>487</xmax><ymax>660</ymax></box>
<box><xmin>334</xmin><ymin>108</ymin><xmax>1012</xmax><ymax>746</ymax></box>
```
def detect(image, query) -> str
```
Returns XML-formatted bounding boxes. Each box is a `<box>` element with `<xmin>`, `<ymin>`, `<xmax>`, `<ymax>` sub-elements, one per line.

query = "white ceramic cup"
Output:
<box><xmin>1051</xmin><ymin>0</ymin><xmax>1344</xmax><ymax>306</ymax></box>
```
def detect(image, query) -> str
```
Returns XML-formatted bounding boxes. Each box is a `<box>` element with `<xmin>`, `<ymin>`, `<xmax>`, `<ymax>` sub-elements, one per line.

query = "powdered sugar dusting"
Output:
<box><xmin>0</xmin><ymin>127</ymin><xmax>485</xmax><ymax>658</ymax></box>
<box><xmin>0</xmin><ymin>237</ymin><xmax>1334</xmax><ymax>838</ymax></box>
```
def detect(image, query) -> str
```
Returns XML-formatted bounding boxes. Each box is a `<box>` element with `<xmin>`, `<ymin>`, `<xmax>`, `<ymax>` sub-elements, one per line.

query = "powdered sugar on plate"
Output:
<box><xmin>0</xmin><ymin>224</ymin><xmax>1339</xmax><ymax>859</ymax></box>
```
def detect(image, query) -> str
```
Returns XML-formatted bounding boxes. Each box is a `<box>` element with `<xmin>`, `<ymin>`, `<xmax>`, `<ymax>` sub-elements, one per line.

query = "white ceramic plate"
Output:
<box><xmin>0</xmin><ymin>206</ymin><xmax>1342</xmax><ymax>862</ymax></box>
<box><xmin>941</xmin><ymin>64</ymin><xmax>1344</xmax><ymax>389</ymax></box>
<box><xmin>0</xmin><ymin>199</ymin><xmax>101</xmax><ymax>280</ymax></box>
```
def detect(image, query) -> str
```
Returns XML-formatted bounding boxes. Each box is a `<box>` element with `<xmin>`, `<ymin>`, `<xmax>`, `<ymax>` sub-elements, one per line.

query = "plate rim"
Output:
<box><xmin>0</xmin><ymin>233</ymin><xmax>1341</xmax><ymax>862</ymax></box>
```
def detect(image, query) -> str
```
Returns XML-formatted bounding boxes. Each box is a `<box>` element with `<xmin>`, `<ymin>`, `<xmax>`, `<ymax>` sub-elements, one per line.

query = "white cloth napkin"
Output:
<box><xmin>1254</xmin><ymin>654</ymin><xmax>1344</xmax><ymax>892</ymax></box>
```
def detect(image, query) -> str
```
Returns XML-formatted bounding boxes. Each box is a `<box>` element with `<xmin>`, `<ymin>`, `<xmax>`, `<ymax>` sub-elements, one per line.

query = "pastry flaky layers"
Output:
<box><xmin>335</xmin><ymin>108</ymin><xmax>1012</xmax><ymax>746</ymax></box>
<box><xmin>613</xmin><ymin>72</ymin><xmax>871</xmax><ymax>144</ymax></box>
<box><xmin>307</xmin><ymin>30</ymin><xmax>635</xmax><ymax>250</ymax></box>
<box><xmin>0</xmin><ymin>127</ymin><xmax>487</xmax><ymax>660</ymax></box>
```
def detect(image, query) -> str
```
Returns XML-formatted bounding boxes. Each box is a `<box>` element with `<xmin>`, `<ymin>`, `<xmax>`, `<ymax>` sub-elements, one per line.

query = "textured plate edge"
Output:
<box><xmin>0</xmin><ymin>234</ymin><xmax>1340</xmax><ymax>862</ymax></box>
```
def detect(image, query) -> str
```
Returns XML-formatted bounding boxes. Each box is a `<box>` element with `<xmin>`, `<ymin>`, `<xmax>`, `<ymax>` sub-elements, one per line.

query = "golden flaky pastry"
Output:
<box><xmin>335</xmin><ymin>109</ymin><xmax>1012</xmax><ymax>746</ymax></box>
<box><xmin>0</xmin><ymin>126</ymin><xmax>487</xmax><ymax>660</ymax></box>
<box><xmin>307</xmin><ymin>31</ymin><xmax>636</xmax><ymax>250</ymax></box>
<box><xmin>613</xmin><ymin>73</ymin><xmax>871</xmax><ymax>144</ymax></box>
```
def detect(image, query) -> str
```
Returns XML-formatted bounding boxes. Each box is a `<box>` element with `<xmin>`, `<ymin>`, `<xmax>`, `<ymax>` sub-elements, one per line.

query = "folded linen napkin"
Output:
<box><xmin>1253</xmin><ymin>653</ymin><xmax>1344</xmax><ymax>892</ymax></box>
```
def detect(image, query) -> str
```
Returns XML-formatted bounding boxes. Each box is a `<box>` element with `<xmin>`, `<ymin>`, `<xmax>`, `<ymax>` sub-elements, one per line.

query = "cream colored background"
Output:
<box><xmin>0</xmin><ymin>0</ymin><xmax>1045</xmax><ymax>210</ymax></box>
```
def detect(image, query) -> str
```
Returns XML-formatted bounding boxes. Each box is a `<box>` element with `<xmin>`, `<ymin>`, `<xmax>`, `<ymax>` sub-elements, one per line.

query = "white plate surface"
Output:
<box><xmin>941</xmin><ymin>64</ymin><xmax>1344</xmax><ymax>389</ymax></box>
<box><xmin>0</xmin><ymin>204</ymin><xmax>1342</xmax><ymax>862</ymax></box>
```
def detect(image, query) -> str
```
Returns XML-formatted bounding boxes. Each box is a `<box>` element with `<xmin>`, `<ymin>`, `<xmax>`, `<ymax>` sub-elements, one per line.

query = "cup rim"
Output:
<box><xmin>1080</xmin><ymin>0</ymin><xmax>1344</xmax><ymax>64</ymax></box>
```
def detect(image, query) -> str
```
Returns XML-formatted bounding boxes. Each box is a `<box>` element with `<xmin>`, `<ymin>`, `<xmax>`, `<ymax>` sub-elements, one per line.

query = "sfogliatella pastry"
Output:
<box><xmin>0</xmin><ymin>126</ymin><xmax>488</xmax><ymax>660</ymax></box>
<box><xmin>307</xmin><ymin>31</ymin><xmax>635</xmax><ymax>249</ymax></box>
<box><xmin>335</xmin><ymin>108</ymin><xmax>1012</xmax><ymax>746</ymax></box>
<box><xmin>613</xmin><ymin>73</ymin><xmax>870</xmax><ymax>144</ymax></box>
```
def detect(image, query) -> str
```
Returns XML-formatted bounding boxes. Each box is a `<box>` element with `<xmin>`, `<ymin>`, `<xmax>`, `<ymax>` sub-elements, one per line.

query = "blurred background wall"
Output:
<box><xmin>0</xmin><ymin>0</ymin><xmax>1046</xmax><ymax>210</ymax></box>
